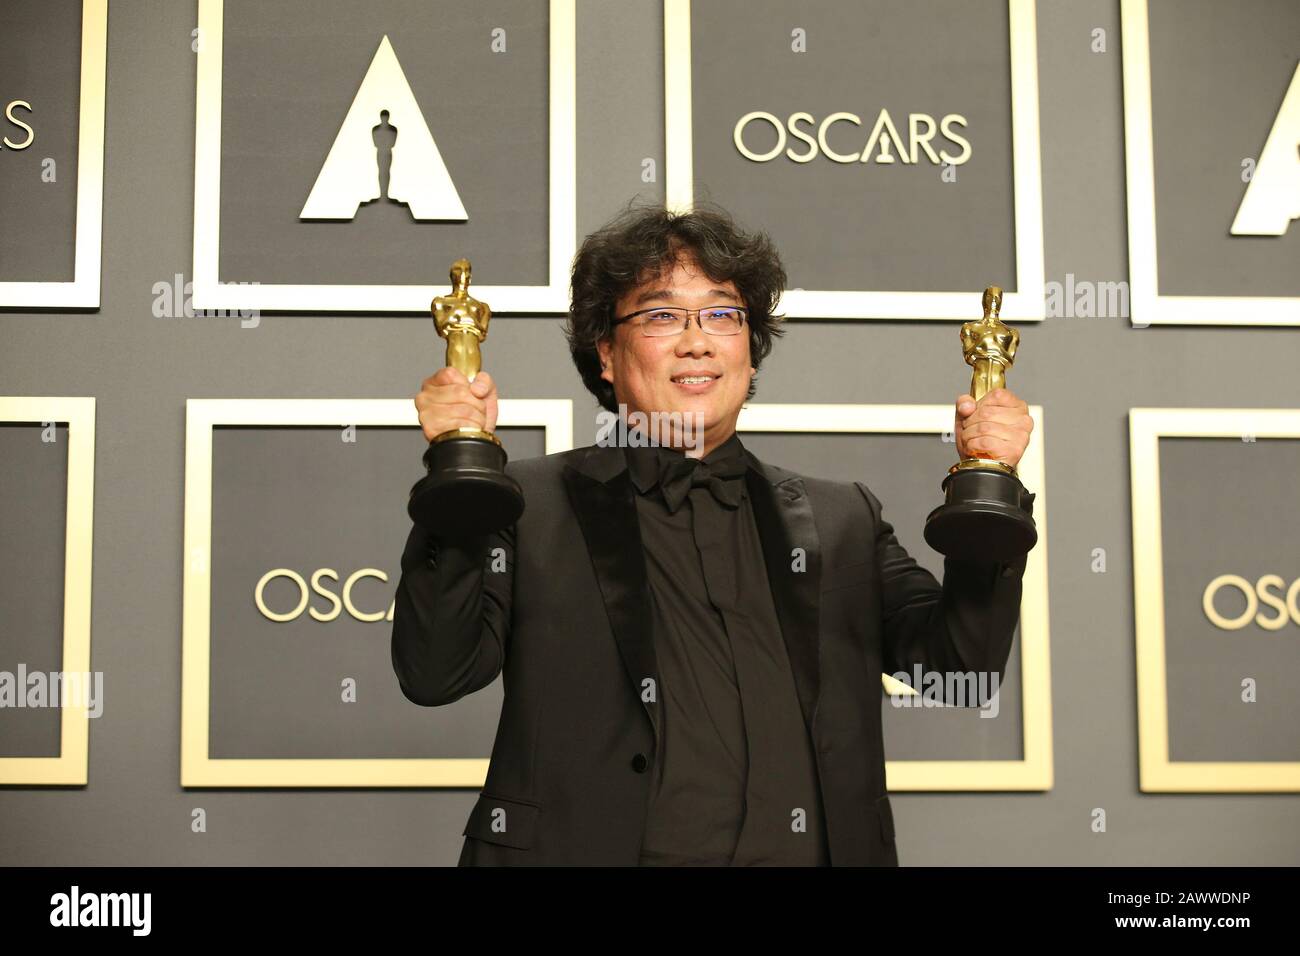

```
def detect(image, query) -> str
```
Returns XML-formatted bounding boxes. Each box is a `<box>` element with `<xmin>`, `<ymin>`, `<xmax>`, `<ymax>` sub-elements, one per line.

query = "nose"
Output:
<box><xmin>675</xmin><ymin>314</ymin><xmax>715</xmax><ymax>357</ymax></box>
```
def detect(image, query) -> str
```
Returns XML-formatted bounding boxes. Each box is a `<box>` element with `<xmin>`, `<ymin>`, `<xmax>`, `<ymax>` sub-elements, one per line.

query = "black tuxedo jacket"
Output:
<box><xmin>391</xmin><ymin>441</ymin><xmax>1027</xmax><ymax>866</ymax></box>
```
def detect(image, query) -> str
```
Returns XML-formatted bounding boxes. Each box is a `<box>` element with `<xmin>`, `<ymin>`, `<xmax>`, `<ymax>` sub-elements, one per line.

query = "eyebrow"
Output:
<box><xmin>633</xmin><ymin>287</ymin><xmax>741</xmax><ymax>306</ymax></box>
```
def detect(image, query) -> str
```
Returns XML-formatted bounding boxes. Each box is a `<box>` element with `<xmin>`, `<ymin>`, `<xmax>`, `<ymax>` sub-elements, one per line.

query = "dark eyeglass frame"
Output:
<box><xmin>613</xmin><ymin>305</ymin><xmax>749</xmax><ymax>336</ymax></box>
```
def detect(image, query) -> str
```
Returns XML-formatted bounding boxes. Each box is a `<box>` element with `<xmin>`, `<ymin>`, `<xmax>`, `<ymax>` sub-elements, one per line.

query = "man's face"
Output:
<box><xmin>596</xmin><ymin>254</ymin><xmax>755</xmax><ymax>457</ymax></box>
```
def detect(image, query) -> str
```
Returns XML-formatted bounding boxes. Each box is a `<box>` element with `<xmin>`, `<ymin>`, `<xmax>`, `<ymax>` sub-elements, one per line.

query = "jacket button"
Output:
<box><xmin>631</xmin><ymin>753</ymin><xmax>649</xmax><ymax>773</ymax></box>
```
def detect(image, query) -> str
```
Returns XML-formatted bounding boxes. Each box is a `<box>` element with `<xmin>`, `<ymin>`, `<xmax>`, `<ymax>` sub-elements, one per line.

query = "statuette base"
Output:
<box><xmin>408</xmin><ymin>436</ymin><xmax>524</xmax><ymax>539</ymax></box>
<box><xmin>924</xmin><ymin>465</ymin><xmax>1036</xmax><ymax>561</ymax></box>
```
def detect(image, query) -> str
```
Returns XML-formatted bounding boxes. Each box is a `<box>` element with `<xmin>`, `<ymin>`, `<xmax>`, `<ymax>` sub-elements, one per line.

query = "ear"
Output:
<box><xmin>597</xmin><ymin>336</ymin><xmax>614</xmax><ymax>385</ymax></box>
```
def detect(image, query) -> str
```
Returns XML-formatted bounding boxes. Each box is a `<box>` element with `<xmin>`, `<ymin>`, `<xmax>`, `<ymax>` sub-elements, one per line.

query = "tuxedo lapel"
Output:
<box><xmin>744</xmin><ymin>453</ymin><xmax>823</xmax><ymax>732</ymax></box>
<box><xmin>561</xmin><ymin>442</ymin><xmax>824</xmax><ymax>747</ymax></box>
<box><xmin>563</xmin><ymin>445</ymin><xmax>661</xmax><ymax>748</ymax></box>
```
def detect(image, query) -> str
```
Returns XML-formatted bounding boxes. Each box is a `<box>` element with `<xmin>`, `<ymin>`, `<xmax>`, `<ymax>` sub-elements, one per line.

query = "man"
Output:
<box><xmin>391</xmin><ymin>204</ymin><xmax>1034</xmax><ymax>866</ymax></box>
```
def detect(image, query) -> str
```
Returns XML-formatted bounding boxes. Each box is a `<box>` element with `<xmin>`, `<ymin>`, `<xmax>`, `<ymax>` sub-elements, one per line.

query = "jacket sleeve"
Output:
<box><xmin>390</xmin><ymin>519</ymin><xmax>515</xmax><ymax>707</ymax></box>
<box><xmin>854</xmin><ymin>482</ymin><xmax>1027</xmax><ymax>697</ymax></box>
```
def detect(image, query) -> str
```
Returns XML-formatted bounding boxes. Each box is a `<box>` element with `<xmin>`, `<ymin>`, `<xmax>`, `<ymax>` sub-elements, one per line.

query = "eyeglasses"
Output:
<box><xmin>614</xmin><ymin>306</ymin><xmax>748</xmax><ymax>337</ymax></box>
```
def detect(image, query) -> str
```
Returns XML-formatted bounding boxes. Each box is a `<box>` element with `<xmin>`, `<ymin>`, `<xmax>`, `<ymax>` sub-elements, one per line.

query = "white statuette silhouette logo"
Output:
<box><xmin>300</xmin><ymin>35</ymin><xmax>467</xmax><ymax>221</ymax></box>
<box><xmin>1231</xmin><ymin>62</ymin><xmax>1300</xmax><ymax>237</ymax></box>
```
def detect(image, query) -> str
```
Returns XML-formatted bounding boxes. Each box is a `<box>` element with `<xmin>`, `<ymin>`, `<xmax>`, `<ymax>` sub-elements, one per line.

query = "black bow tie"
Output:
<box><xmin>657</xmin><ymin>452</ymin><xmax>747</xmax><ymax>514</ymax></box>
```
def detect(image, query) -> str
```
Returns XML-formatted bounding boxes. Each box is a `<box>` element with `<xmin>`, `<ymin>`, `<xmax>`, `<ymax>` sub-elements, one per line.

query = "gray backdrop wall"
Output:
<box><xmin>1</xmin><ymin>0</ymin><xmax>1298</xmax><ymax>865</ymax></box>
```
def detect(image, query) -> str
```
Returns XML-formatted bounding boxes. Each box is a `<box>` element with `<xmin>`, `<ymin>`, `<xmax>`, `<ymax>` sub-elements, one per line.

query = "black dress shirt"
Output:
<box><xmin>624</xmin><ymin>431</ymin><xmax>830</xmax><ymax>866</ymax></box>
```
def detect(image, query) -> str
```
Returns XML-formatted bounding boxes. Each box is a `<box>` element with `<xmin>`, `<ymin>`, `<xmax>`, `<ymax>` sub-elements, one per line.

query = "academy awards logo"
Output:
<box><xmin>1203</xmin><ymin>573</ymin><xmax>1300</xmax><ymax>630</ymax></box>
<box><xmin>1231</xmin><ymin>62</ymin><xmax>1300</xmax><ymax>237</ymax></box>
<box><xmin>732</xmin><ymin>108</ymin><xmax>972</xmax><ymax>166</ymax></box>
<box><xmin>300</xmin><ymin>35</ymin><xmax>466</xmax><ymax>221</ymax></box>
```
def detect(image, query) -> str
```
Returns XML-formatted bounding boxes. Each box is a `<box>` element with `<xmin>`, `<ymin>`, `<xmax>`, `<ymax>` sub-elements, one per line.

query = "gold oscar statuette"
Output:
<box><xmin>923</xmin><ymin>286</ymin><xmax>1037</xmax><ymax>561</ymax></box>
<box><xmin>407</xmin><ymin>258</ymin><xmax>524</xmax><ymax>538</ymax></box>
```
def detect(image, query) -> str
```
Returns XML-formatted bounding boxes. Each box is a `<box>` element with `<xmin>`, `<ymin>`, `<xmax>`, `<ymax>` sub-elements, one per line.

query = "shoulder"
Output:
<box><xmin>745</xmin><ymin>450</ymin><xmax>880</xmax><ymax>518</ymax></box>
<box><xmin>502</xmin><ymin>442</ymin><xmax>621</xmax><ymax>485</ymax></box>
<box><xmin>504</xmin><ymin>446</ymin><xmax>586</xmax><ymax>481</ymax></box>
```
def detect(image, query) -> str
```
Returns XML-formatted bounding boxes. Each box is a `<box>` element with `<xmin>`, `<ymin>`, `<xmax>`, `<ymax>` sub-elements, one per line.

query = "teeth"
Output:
<box><xmin>676</xmin><ymin>376</ymin><xmax>714</xmax><ymax>384</ymax></box>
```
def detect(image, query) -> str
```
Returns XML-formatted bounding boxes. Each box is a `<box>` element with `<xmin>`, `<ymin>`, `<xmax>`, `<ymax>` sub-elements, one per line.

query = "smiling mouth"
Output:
<box><xmin>671</xmin><ymin>373</ymin><xmax>720</xmax><ymax>385</ymax></box>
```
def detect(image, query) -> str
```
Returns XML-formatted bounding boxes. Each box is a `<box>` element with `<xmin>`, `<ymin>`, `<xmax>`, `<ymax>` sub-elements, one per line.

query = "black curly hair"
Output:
<box><xmin>564</xmin><ymin>201</ymin><xmax>787</xmax><ymax>413</ymax></box>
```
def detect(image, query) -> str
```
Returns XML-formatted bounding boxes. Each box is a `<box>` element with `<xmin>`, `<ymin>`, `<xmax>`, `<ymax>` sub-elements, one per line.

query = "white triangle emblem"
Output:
<box><xmin>300</xmin><ymin>35</ymin><xmax>468</xmax><ymax>221</ymax></box>
<box><xmin>1231</xmin><ymin>62</ymin><xmax>1300</xmax><ymax>237</ymax></box>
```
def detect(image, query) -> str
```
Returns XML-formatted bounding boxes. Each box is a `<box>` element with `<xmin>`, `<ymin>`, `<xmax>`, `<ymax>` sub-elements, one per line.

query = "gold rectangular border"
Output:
<box><xmin>737</xmin><ymin>403</ymin><xmax>1053</xmax><ymax>791</ymax></box>
<box><xmin>0</xmin><ymin>0</ymin><xmax>107</xmax><ymax>309</ymax></box>
<box><xmin>0</xmin><ymin>397</ymin><xmax>96</xmax><ymax>785</ymax></box>
<box><xmin>1120</xmin><ymin>0</ymin><xmax>1298</xmax><ymax>326</ymax></box>
<box><xmin>181</xmin><ymin>398</ymin><xmax>573</xmax><ymax>787</ymax></box>
<box><xmin>664</xmin><ymin>0</ymin><xmax>1046</xmax><ymax>322</ymax></box>
<box><xmin>192</xmin><ymin>0</ymin><xmax>577</xmax><ymax>313</ymax></box>
<box><xmin>1130</xmin><ymin>407</ymin><xmax>1300</xmax><ymax>791</ymax></box>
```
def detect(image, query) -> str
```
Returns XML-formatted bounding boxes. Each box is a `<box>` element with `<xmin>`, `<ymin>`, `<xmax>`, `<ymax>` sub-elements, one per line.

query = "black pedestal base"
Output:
<box><xmin>408</xmin><ymin>436</ymin><xmax>524</xmax><ymax>539</ymax></box>
<box><xmin>923</xmin><ymin>465</ymin><xmax>1037</xmax><ymax>561</ymax></box>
